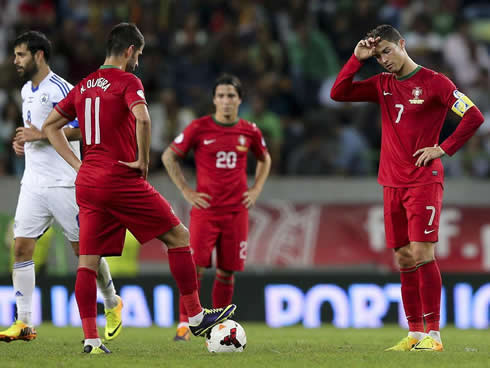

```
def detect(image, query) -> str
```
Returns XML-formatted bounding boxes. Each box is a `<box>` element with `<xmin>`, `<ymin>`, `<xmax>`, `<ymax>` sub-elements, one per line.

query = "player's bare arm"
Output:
<box><xmin>15</xmin><ymin>123</ymin><xmax>81</xmax><ymax>144</ymax></box>
<box><xmin>119</xmin><ymin>103</ymin><xmax>150</xmax><ymax>179</ymax></box>
<box><xmin>162</xmin><ymin>147</ymin><xmax>212</xmax><ymax>209</ymax></box>
<box><xmin>413</xmin><ymin>145</ymin><xmax>446</xmax><ymax>167</ymax></box>
<box><xmin>354</xmin><ymin>36</ymin><xmax>380</xmax><ymax>61</ymax></box>
<box><xmin>42</xmin><ymin>108</ymin><xmax>81</xmax><ymax>172</ymax></box>
<box><xmin>242</xmin><ymin>152</ymin><xmax>271</xmax><ymax>208</ymax></box>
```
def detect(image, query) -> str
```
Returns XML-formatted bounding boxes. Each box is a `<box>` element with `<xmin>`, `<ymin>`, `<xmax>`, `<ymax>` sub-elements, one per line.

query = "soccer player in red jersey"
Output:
<box><xmin>42</xmin><ymin>23</ymin><xmax>236</xmax><ymax>354</ymax></box>
<box><xmin>331</xmin><ymin>25</ymin><xmax>484</xmax><ymax>352</ymax></box>
<box><xmin>162</xmin><ymin>74</ymin><xmax>271</xmax><ymax>341</ymax></box>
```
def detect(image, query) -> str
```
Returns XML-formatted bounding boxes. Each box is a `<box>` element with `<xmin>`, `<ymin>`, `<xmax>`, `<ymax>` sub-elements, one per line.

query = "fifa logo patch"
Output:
<box><xmin>409</xmin><ymin>87</ymin><xmax>424</xmax><ymax>104</ymax></box>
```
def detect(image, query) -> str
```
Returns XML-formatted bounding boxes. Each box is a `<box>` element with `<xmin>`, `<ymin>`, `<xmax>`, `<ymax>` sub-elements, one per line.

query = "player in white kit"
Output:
<box><xmin>0</xmin><ymin>31</ymin><xmax>123</xmax><ymax>342</ymax></box>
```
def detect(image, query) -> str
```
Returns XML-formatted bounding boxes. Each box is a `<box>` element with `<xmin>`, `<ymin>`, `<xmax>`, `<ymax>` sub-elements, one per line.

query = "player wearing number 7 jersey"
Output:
<box><xmin>163</xmin><ymin>74</ymin><xmax>271</xmax><ymax>341</ymax></box>
<box><xmin>43</xmin><ymin>23</ymin><xmax>237</xmax><ymax>354</ymax></box>
<box><xmin>331</xmin><ymin>25</ymin><xmax>484</xmax><ymax>352</ymax></box>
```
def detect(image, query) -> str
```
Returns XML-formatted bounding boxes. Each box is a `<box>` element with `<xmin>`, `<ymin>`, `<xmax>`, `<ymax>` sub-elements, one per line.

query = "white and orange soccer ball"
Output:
<box><xmin>205</xmin><ymin>320</ymin><xmax>247</xmax><ymax>353</ymax></box>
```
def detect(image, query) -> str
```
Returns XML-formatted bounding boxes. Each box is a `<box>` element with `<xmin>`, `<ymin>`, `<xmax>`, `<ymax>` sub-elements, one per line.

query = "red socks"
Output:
<box><xmin>179</xmin><ymin>272</ymin><xmax>202</xmax><ymax>323</ymax></box>
<box><xmin>400</xmin><ymin>266</ymin><xmax>424</xmax><ymax>332</ymax></box>
<box><xmin>212</xmin><ymin>273</ymin><xmax>234</xmax><ymax>308</ymax></box>
<box><xmin>168</xmin><ymin>247</ymin><xmax>202</xmax><ymax>317</ymax></box>
<box><xmin>418</xmin><ymin>260</ymin><xmax>442</xmax><ymax>332</ymax></box>
<box><xmin>75</xmin><ymin>267</ymin><xmax>98</xmax><ymax>339</ymax></box>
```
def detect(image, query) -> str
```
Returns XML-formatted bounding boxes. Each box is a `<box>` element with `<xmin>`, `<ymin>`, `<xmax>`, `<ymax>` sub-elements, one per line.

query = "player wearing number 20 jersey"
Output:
<box><xmin>331</xmin><ymin>24</ymin><xmax>484</xmax><ymax>352</ymax></box>
<box><xmin>163</xmin><ymin>74</ymin><xmax>271</xmax><ymax>341</ymax></box>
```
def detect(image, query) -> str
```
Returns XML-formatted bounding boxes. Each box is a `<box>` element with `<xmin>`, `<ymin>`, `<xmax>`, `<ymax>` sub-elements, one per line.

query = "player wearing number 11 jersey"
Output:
<box><xmin>163</xmin><ymin>74</ymin><xmax>271</xmax><ymax>341</ymax></box>
<box><xmin>331</xmin><ymin>24</ymin><xmax>484</xmax><ymax>352</ymax></box>
<box><xmin>43</xmin><ymin>23</ymin><xmax>236</xmax><ymax>354</ymax></box>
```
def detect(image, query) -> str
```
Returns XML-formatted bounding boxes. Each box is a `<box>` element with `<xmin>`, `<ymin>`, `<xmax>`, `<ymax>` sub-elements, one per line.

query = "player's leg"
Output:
<box><xmin>405</xmin><ymin>184</ymin><xmax>443</xmax><ymax>351</ymax></box>
<box><xmin>213</xmin><ymin>210</ymin><xmax>248</xmax><ymax>308</ymax></box>
<box><xmin>158</xmin><ymin>223</ymin><xmax>236</xmax><ymax>337</ymax></box>
<box><xmin>0</xmin><ymin>186</ymin><xmax>50</xmax><ymax>342</ymax></box>
<box><xmin>383</xmin><ymin>187</ymin><xmax>424</xmax><ymax>351</ymax></box>
<box><xmin>71</xmin><ymin>242</ymin><xmax>122</xmax><ymax>341</ymax></box>
<box><xmin>53</xmin><ymin>186</ymin><xmax>122</xmax><ymax>341</ymax></box>
<box><xmin>0</xmin><ymin>237</ymin><xmax>37</xmax><ymax>342</ymax></box>
<box><xmin>175</xmin><ymin>214</ymin><xmax>218</xmax><ymax>341</ymax></box>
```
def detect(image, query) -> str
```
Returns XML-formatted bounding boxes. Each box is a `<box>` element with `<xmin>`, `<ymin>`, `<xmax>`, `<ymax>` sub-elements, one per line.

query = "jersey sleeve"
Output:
<box><xmin>330</xmin><ymin>54</ymin><xmax>380</xmax><ymax>103</ymax></box>
<box><xmin>124</xmin><ymin>75</ymin><xmax>147</xmax><ymax>111</ymax></box>
<box><xmin>170</xmin><ymin>121</ymin><xmax>198</xmax><ymax>157</ymax></box>
<box><xmin>250</xmin><ymin>124</ymin><xmax>268</xmax><ymax>160</ymax></box>
<box><xmin>54</xmin><ymin>87</ymin><xmax>77</xmax><ymax>121</ymax></box>
<box><xmin>437</xmin><ymin>74</ymin><xmax>485</xmax><ymax>156</ymax></box>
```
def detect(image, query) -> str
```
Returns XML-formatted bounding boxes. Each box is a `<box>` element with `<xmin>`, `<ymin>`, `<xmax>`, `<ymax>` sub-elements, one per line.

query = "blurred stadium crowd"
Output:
<box><xmin>0</xmin><ymin>0</ymin><xmax>488</xmax><ymax>177</ymax></box>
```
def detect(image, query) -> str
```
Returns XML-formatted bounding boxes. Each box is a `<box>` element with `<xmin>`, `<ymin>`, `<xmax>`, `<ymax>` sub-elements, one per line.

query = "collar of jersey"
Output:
<box><xmin>396</xmin><ymin>65</ymin><xmax>422</xmax><ymax>81</ymax></box>
<box><xmin>99</xmin><ymin>65</ymin><xmax>120</xmax><ymax>69</ymax></box>
<box><xmin>212</xmin><ymin>115</ymin><xmax>239</xmax><ymax>127</ymax></box>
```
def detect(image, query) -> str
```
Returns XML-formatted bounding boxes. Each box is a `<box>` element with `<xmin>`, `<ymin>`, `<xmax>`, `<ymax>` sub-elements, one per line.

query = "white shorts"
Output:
<box><xmin>14</xmin><ymin>185</ymin><xmax>79</xmax><ymax>242</ymax></box>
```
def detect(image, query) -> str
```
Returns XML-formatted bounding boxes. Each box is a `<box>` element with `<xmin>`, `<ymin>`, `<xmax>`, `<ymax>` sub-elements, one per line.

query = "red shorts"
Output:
<box><xmin>383</xmin><ymin>183</ymin><xmax>443</xmax><ymax>249</ymax></box>
<box><xmin>189</xmin><ymin>209</ymin><xmax>248</xmax><ymax>271</ymax></box>
<box><xmin>76</xmin><ymin>179</ymin><xmax>180</xmax><ymax>256</ymax></box>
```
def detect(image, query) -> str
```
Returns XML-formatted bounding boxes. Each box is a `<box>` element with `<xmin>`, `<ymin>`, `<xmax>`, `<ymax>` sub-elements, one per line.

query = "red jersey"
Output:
<box><xmin>331</xmin><ymin>54</ymin><xmax>482</xmax><ymax>187</ymax></box>
<box><xmin>171</xmin><ymin>115</ymin><xmax>268</xmax><ymax>213</ymax></box>
<box><xmin>55</xmin><ymin>66</ymin><xmax>147</xmax><ymax>187</ymax></box>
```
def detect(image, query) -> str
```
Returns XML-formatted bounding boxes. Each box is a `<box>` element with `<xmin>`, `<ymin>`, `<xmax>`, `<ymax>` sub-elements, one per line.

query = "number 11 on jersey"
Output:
<box><xmin>84</xmin><ymin>97</ymin><xmax>100</xmax><ymax>145</ymax></box>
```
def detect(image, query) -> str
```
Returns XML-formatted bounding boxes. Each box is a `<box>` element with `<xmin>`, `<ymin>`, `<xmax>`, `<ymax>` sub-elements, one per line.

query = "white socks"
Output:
<box><xmin>428</xmin><ymin>330</ymin><xmax>442</xmax><ymax>343</ymax></box>
<box><xmin>408</xmin><ymin>331</ymin><xmax>427</xmax><ymax>341</ymax></box>
<box><xmin>85</xmin><ymin>338</ymin><xmax>102</xmax><ymax>347</ymax></box>
<box><xmin>188</xmin><ymin>310</ymin><xmax>204</xmax><ymax>326</ymax></box>
<box><xmin>13</xmin><ymin>261</ymin><xmax>35</xmax><ymax>325</ymax></box>
<box><xmin>96</xmin><ymin>258</ymin><xmax>118</xmax><ymax>309</ymax></box>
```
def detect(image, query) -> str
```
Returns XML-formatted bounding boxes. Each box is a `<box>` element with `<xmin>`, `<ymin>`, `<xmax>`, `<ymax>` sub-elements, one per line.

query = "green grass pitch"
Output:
<box><xmin>1</xmin><ymin>324</ymin><xmax>489</xmax><ymax>368</ymax></box>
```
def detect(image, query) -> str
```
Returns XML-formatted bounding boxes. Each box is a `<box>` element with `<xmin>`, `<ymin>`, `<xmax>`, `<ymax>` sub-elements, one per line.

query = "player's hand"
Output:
<box><xmin>12</xmin><ymin>139</ymin><xmax>25</xmax><ymax>156</ymax></box>
<box><xmin>413</xmin><ymin>145</ymin><xmax>446</xmax><ymax>167</ymax></box>
<box><xmin>182</xmin><ymin>188</ymin><xmax>212</xmax><ymax>209</ymax></box>
<box><xmin>354</xmin><ymin>36</ymin><xmax>380</xmax><ymax>61</ymax></box>
<box><xmin>118</xmin><ymin>160</ymin><xmax>148</xmax><ymax>179</ymax></box>
<box><xmin>15</xmin><ymin>122</ymin><xmax>44</xmax><ymax>143</ymax></box>
<box><xmin>242</xmin><ymin>187</ymin><xmax>261</xmax><ymax>208</ymax></box>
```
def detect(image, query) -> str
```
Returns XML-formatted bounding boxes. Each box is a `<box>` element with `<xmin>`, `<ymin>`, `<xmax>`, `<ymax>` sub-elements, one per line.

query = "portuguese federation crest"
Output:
<box><xmin>409</xmin><ymin>87</ymin><xmax>424</xmax><ymax>104</ymax></box>
<box><xmin>237</xmin><ymin>135</ymin><xmax>248</xmax><ymax>151</ymax></box>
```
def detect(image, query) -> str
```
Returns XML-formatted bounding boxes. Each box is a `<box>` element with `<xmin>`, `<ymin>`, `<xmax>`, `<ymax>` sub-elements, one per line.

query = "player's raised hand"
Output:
<box><xmin>413</xmin><ymin>145</ymin><xmax>446</xmax><ymax>167</ymax></box>
<box><xmin>182</xmin><ymin>188</ymin><xmax>212</xmax><ymax>209</ymax></box>
<box><xmin>354</xmin><ymin>36</ymin><xmax>380</xmax><ymax>61</ymax></box>
<box><xmin>242</xmin><ymin>187</ymin><xmax>261</xmax><ymax>208</ymax></box>
<box><xmin>118</xmin><ymin>159</ymin><xmax>149</xmax><ymax>179</ymax></box>
<box><xmin>15</xmin><ymin>122</ymin><xmax>44</xmax><ymax>143</ymax></box>
<box><xmin>12</xmin><ymin>139</ymin><xmax>25</xmax><ymax>156</ymax></box>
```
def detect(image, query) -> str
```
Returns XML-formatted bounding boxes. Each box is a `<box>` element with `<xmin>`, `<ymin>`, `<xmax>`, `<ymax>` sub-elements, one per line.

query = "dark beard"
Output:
<box><xmin>18</xmin><ymin>62</ymin><xmax>38</xmax><ymax>82</ymax></box>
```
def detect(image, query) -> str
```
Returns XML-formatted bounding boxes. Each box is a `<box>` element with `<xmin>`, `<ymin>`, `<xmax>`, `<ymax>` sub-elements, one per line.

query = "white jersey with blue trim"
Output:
<box><xmin>21</xmin><ymin>71</ymin><xmax>80</xmax><ymax>187</ymax></box>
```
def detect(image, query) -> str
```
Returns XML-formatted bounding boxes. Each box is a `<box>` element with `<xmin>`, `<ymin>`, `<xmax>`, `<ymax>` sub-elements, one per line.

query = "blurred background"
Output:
<box><xmin>0</xmin><ymin>0</ymin><xmax>489</xmax><ymax>328</ymax></box>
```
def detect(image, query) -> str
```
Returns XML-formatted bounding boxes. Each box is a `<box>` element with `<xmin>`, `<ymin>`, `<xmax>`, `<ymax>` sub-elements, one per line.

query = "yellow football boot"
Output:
<box><xmin>385</xmin><ymin>336</ymin><xmax>419</xmax><ymax>351</ymax></box>
<box><xmin>104</xmin><ymin>295</ymin><xmax>123</xmax><ymax>341</ymax></box>
<box><xmin>411</xmin><ymin>335</ymin><xmax>444</xmax><ymax>352</ymax></box>
<box><xmin>0</xmin><ymin>320</ymin><xmax>37</xmax><ymax>342</ymax></box>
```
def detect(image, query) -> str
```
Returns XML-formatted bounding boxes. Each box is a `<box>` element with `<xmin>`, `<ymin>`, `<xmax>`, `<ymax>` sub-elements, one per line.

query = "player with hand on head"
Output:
<box><xmin>0</xmin><ymin>31</ymin><xmax>122</xmax><ymax>343</ymax></box>
<box><xmin>163</xmin><ymin>74</ymin><xmax>271</xmax><ymax>341</ymax></box>
<box><xmin>42</xmin><ymin>23</ymin><xmax>236</xmax><ymax>354</ymax></box>
<box><xmin>331</xmin><ymin>25</ymin><xmax>484</xmax><ymax>352</ymax></box>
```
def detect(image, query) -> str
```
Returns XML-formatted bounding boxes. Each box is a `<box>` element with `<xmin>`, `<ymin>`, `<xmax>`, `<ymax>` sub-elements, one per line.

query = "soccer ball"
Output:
<box><xmin>205</xmin><ymin>320</ymin><xmax>247</xmax><ymax>353</ymax></box>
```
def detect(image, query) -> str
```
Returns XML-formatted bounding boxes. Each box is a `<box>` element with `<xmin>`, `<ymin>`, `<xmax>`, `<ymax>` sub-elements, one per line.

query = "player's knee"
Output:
<box><xmin>216</xmin><ymin>268</ymin><xmax>234</xmax><ymax>278</ymax></box>
<box><xmin>161</xmin><ymin>223</ymin><xmax>190</xmax><ymax>248</ymax></box>
<box><xmin>394</xmin><ymin>246</ymin><xmax>414</xmax><ymax>268</ymax></box>
<box><xmin>13</xmin><ymin>239</ymin><xmax>35</xmax><ymax>261</ymax></box>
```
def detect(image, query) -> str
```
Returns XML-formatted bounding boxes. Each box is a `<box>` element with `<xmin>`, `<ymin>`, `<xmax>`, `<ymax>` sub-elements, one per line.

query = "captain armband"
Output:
<box><xmin>451</xmin><ymin>90</ymin><xmax>474</xmax><ymax>117</ymax></box>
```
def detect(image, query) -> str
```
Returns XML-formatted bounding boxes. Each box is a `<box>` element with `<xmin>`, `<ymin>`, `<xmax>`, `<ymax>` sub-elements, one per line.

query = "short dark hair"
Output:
<box><xmin>106</xmin><ymin>23</ymin><xmax>145</xmax><ymax>57</ymax></box>
<box><xmin>13</xmin><ymin>31</ymin><xmax>52</xmax><ymax>62</ymax></box>
<box><xmin>366</xmin><ymin>24</ymin><xmax>403</xmax><ymax>44</ymax></box>
<box><xmin>212</xmin><ymin>74</ymin><xmax>243</xmax><ymax>98</ymax></box>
